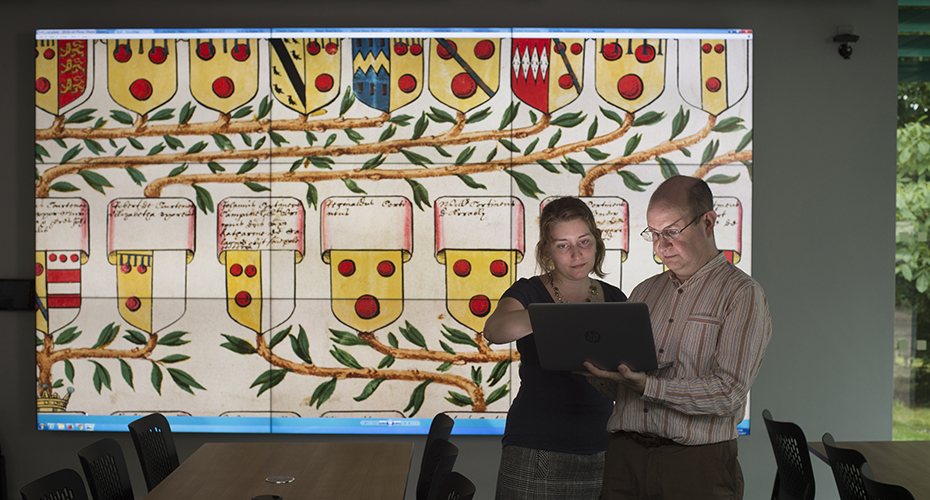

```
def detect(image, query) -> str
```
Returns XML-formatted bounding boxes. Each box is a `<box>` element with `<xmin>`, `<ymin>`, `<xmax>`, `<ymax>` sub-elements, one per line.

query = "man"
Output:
<box><xmin>586</xmin><ymin>175</ymin><xmax>771</xmax><ymax>500</ymax></box>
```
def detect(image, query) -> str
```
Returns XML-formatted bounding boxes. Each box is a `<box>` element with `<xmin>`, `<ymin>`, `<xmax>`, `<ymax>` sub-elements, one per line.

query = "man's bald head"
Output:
<box><xmin>648</xmin><ymin>175</ymin><xmax>714</xmax><ymax>218</ymax></box>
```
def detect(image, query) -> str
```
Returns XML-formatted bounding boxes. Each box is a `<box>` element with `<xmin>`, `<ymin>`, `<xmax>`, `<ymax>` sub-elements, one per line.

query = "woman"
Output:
<box><xmin>484</xmin><ymin>197</ymin><xmax>627</xmax><ymax>500</ymax></box>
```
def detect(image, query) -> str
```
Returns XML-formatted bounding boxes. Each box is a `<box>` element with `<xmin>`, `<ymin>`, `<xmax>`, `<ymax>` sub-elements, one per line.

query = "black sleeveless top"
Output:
<box><xmin>501</xmin><ymin>276</ymin><xmax>627</xmax><ymax>454</ymax></box>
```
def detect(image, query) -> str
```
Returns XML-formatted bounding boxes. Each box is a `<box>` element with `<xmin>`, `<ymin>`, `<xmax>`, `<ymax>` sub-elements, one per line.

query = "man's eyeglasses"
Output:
<box><xmin>640</xmin><ymin>214</ymin><xmax>703</xmax><ymax>242</ymax></box>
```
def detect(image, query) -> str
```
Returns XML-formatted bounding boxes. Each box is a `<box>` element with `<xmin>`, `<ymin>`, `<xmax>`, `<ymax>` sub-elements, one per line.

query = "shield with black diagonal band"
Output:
<box><xmin>108</xmin><ymin>39</ymin><xmax>178</xmax><ymax>116</ymax></box>
<box><xmin>595</xmin><ymin>38</ymin><xmax>666</xmax><ymax>113</ymax></box>
<box><xmin>270</xmin><ymin>37</ymin><xmax>341</xmax><ymax>115</ymax></box>
<box><xmin>512</xmin><ymin>38</ymin><xmax>584</xmax><ymax>114</ymax></box>
<box><xmin>429</xmin><ymin>37</ymin><xmax>500</xmax><ymax>113</ymax></box>
<box><xmin>36</xmin><ymin>39</ymin><xmax>94</xmax><ymax>117</ymax></box>
<box><xmin>190</xmin><ymin>38</ymin><xmax>259</xmax><ymax>114</ymax></box>
<box><xmin>678</xmin><ymin>39</ymin><xmax>749</xmax><ymax>116</ymax></box>
<box><xmin>352</xmin><ymin>37</ymin><xmax>424</xmax><ymax>113</ymax></box>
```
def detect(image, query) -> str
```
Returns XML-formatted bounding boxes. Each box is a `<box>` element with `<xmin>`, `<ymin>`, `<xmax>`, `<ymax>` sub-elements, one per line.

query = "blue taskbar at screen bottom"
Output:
<box><xmin>37</xmin><ymin>414</ymin><xmax>750</xmax><ymax>436</ymax></box>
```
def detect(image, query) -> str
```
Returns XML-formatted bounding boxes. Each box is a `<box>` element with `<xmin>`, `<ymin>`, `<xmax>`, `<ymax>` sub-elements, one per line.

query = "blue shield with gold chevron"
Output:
<box><xmin>677</xmin><ymin>39</ymin><xmax>749</xmax><ymax>116</ymax></box>
<box><xmin>352</xmin><ymin>38</ymin><xmax>424</xmax><ymax>113</ymax></box>
<box><xmin>270</xmin><ymin>37</ymin><xmax>341</xmax><ymax>115</ymax></box>
<box><xmin>429</xmin><ymin>38</ymin><xmax>500</xmax><ymax>113</ymax></box>
<box><xmin>595</xmin><ymin>38</ymin><xmax>666</xmax><ymax>114</ymax></box>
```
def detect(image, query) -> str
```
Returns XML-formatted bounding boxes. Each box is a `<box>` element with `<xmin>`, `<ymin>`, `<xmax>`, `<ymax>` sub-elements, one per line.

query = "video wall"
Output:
<box><xmin>35</xmin><ymin>28</ymin><xmax>753</xmax><ymax>434</ymax></box>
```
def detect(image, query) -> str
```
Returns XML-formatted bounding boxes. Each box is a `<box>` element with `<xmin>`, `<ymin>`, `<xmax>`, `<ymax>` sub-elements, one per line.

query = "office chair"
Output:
<box><xmin>416</xmin><ymin>438</ymin><xmax>459</xmax><ymax>500</ymax></box>
<box><xmin>78</xmin><ymin>438</ymin><xmax>134</xmax><ymax>500</ymax></box>
<box><xmin>762</xmin><ymin>409</ymin><xmax>815</xmax><ymax>500</ymax></box>
<box><xmin>419</xmin><ymin>413</ymin><xmax>454</xmax><ymax>477</ymax></box>
<box><xmin>822</xmin><ymin>432</ymin><xmax>868</xmax><ymax>500</ymax></box>
<box><xmin>127</xmin><ymin>413</ymin><xmax>180</xmax><ymax>491</ymax></box>
<box><xmin>20</xmin><ymin>468</ymin><xmax>89</xmax><ymax>500</ymax></box>
<box><xmin>860</xmin><ymin>463</ymin><xmax>916</xmax><ymax>500</ymax></box>
<box><xmin>435</xmin><ymin>471</ymin><xmax>475</xmax><ymax>500</ymax></box>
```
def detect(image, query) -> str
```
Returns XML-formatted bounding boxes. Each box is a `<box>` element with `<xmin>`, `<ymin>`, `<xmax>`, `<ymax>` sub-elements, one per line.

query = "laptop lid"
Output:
<box><xmin>527</xmin><ymin>302</ymin><xmax>659</xmax><ymax>372</ymax></box>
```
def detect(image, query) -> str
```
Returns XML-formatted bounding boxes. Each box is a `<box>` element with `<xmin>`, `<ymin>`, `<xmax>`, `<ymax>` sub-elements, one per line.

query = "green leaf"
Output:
<box><xmin>53</xmin><ymin>138</ymin><xmax>67</xmax><ymax>148</ymax></box>
<box><xmin>378</xmin><ymin>355</ymin><xmax>395</xmax><ymax>369</ymax></box>
<box><xmin>736</xmin><ymin>129</ymin><xmax>753</xmax><ymax>152</ymax></box>
<box><xmin>341</xmin><ymin>178</ymin><xmax>366</xmax><ymax>194</ymax></box>
<box><xmin>237</xmin><ymin>159</ymin><xmax>259</xmax><ymax>174</ymax></box>
<box><xmin>65</xmin><ymin>360</ymin><xmax>75</xmax><ymax>383</ymax></box>
<box><xmin>712</xmin><ymin>117</ymin><xmax>746</xmax><ymax>133</ymax></box>
<box><xmin>618</xmin><ymin>170</ymin><xmax>653</xmax><ymax>192</ymax></box>
<box><xmin>456</xmin><ymin>174</ymin><xmax>486</xmax><ymax>190</ymax></box>
<box><xmin>330</xmin><ymin>346</ymin><xmax>363</xmax><ymax>369</ymax></box>
<box><xmin>305</xmin><ymin>131</ymin><xmax>317</xmax><ymax>146</ymax></box>
<box><xmin>212</xmin><ymin>133</ymin><xmax>234</xmax><ymax>151</ymax></box>
<box><xmin>36</xmin><ymin>143</ymin><xmax>50</xmax><ymax>162</ymax></box>
<box><xmin>354</xmin><ymin>378</ymin><xmax>386</xmax><ymax>401</ymax></box>
<box><xmin>147</xmin><ymin>143</ymin><xmax>166</xmax><ymax>156</ymax></box>
<box><xmin>110</xmin><ymin>110</ymin><xmax>134</xmax><ymax>125</ymax></box>
<box><xmin>257</xmin><ymin>95</ymin><xmax>272</xmax><ymax>120</ymax></box>
<box><xmin>600</xmin><ymin>106</ymin><xmax>626</xmax><ymax>126</ymax></box>
<box><xmin>700</xmin><ymin>139</ymin><xmax>720</xmax><ymax>167</ymax></box>
<box><xmin>344</xmin><ymin>128</ymin><xmax>365</xmax><ymax>145</ymax></box>
<box><xmin>632</xmin><ymin>111</ymin><xmax>665</xmax><ymax>127</ymax></box>
<box><xmin>705</xmin><ymin>173</ymin><xmax>741</xmax><ymax>184</ymax></box>
<box><xmin>83</xmin><ymin>139</ymin><xmax>104</xmax><ymax>156</ymax></box>
<box><xmin>90</xmin><ymin>361</ymin><xmax>111</xmax><ymax>394</ymax></box>
<box><xmin>49</xmin><ymin>182</ymin><xmax>80</xmax><ymax>192</ymax></box>
<box><xmin>167</xmin><ymin>164</ymin><xmax>189</xmax><ymax>177</ymax></box>
<box><xmin>339</xmin><ymin>85</ymin><xmax>355</xmax><ymax>116</ymax></box>
<box><xmin>400</xmin><ymin>149</ymin><xmax>432</xmax><ymax>167</ymax></box>
<box><xmin>163</xmin><ymin>135</ymin><xmax>184</xmax><ymax>150</ymax></box>
<box><xmin>253</xmin><ymin>136</ymin><xmax>266</xmax><ymax>150</ymax></box>
<box><xmin>487</xmin><ymin>359</ymin><xmax>511</xmax><ymax>387</ymax></box>
<box><xmin>388</xmin><ymin>332</ymin><xmax>399</xmax><ymax>348</ymax></box>
<box><xmin>52</xmin><ymin>379</ymin><xmax>64</xmax><ymax>389</ymax></box>
<box><xmin>166</xmin><ymin>367</ymin><xmax>206</xmax><ymax>394</ymax></box>
<box><xmin>405</xmin><ymin>178</ymin><xmax>431</xmax><ymax>210</ymax></box>
<box><xmin>412</xmin><ymin>112</ymin><xmax>429</xmax><ymax>140</ymax></box>
<box><xmin>289</xmin><ymin>158</ymin><xmax>305</xmax><ymax>172</ymax></box>
<box><xmin>309</xmin><ymin>157</ymin><xmax>334</xmax><ymax>170</ymax></box>
<box><xmin>486</xmin><ymin>383</ymin><xmax>510</xmax><ymax>405</ymax></box>
<box><xmin>399</xmin><ymin>321</ymin><xmax>428</xmax><ymax>350</ymax></box>
<box><xmin>548</xmin><ymin>129</ymin><xmax>562</xmax><ymax>149</ymax></box>
<box><xmin>179</xmin><ymin>102</ymin><xmax>196</xmax><ymax>124</ymax></box>
<box><xmin>378</xmin><ymin>125</ymin><xmax>397</xmax><ymax>142</ymax></box>
<box><xmin>90</xmin><ymin>323</ymin><xmax>119</xmax><ymax>349</ymax></box>
<box><xmin>92</xmin><ymin>117</ymin><xmax>106</xmax><ymax>130</ymax></box>
<box><xmin>657</xmin><ymin>157</ymin><xmax>679</xmax><ymax>179</ymax></box>
<box><xmin>158</xmin><ymin>331</ymin><xmax>190</xmax><ymax>346</ymax></box>
<box><xmin>149</xmin><ymin>108</ymin><xmax>175</xmax><ymax>122</ymax></box>
<box><xmin>428</xmin><ymin>106</ymin><xmax>457</xmax><ymax>124</ymax></box>
<box><xmin>741</xmin><ymin>160</ymin><xmax>753</xmax><ymax>180</ymax></box>
<box><xmin>244</xmin><ymin>182</ymin><xmax>271</xmax><ymax>192</ymax></box>
<box><xmin>120</xmin><ymin>358</ymin><xmax>134</xmax><ymax>390</ymax></box>
<box><xmin>505</xmin><ymin>169</ymin><xmax>545</xmax><ymax>199</ymax></box>
<box><xmin>330</xmin><ymin>329</ymin><xmax>370</xmax><ymax>346</ymax></box>
<box><xmin>231</xmin><ymin>105</ymin><xmax>253</xmax><ymax>119</ymax></box>
<box><xmin>440</xmin><ymin>340</ymin><xmax>456</xmax><ymax>354</ymax></box>
<box><xmin>193</xmin><ymin>185</ymin><xmax>215</xmax><ymax>215</ymax></box>
<box><xmin>486</xmin><ymin>147</ymin><xmax>498</xmax><ymax>162</ymax></box>
<box><xmin>187</xmin><ymin>141</ymin><xmax>207</xmax><ymax>154</ymax></box>
<box><xmin>550</xmin><ymin>111</ymin><xmax>586</xmax><ymax>128</ymax></box>
<box><xmin>220</xmin><ymin>334</ymin><xmax>257</xmax><ymax>355</ymax></box>
<box><xmin>361</xmin><ymin>154</ymin><xmax>386</xmax><ymax>170</ymax></box>
<box><xmin>388</xmin><ymin>114</ymin><xmax>414</xmax><ymax>126</ymax></box>
<box><xmin>441</xmin><ymin>325</ymin><xmax>479</xmax><ymax>348</ymax></box>
<box><xmin>587</xmin><ymin>116</ymin><xmax>599</xmax><ymax>140</ymax></box>
<box><xmin>498</xmin><ymin>139</ymin><xmax>520</xmax><ymax>153</ymax></box>
<box><xmin>585</xmin><ymin>147</ymin><xmax>610</xmax><ymax>161</ymax></box>
<box><xmin>454</xmin><ymin>146</ymin><xmax>476</xmax><ymax>166</ymax></box>
<box><xmin>523</xmin><ymin>138</ymin><xmax>539</xmax><ymax>156</ymax></box>
<box><xmin>404</xmin><ymin>380</ymin><xmax>433</xmax><ymax>417</ymax></box>
<box><xmin>560</xmin><ymin>156</ymin><xmax>586</xmax><ymax>177</ymax></box>
<box><xmin>268</xmin><ymin>130</ymin><xmax>289</xmax><ymax>147</ymax></box>
<box><xmin>291</xmin><ymin>325</ymin><xmax>313</xmax><ymax>364</ymax></box>
<box><xmin>54</xmin><ymin>326</ymin><xmax>81</xmax><ymax>345</ymax></box>
<box><xmin>306</xmin><ymin>183</ymin><xmax>318</xmax><ymax>210</ymax></box>
<box><xmin>207</xmin><ymin>161</ymin><xmax>225</xmax><ymax>174</ymax></box>
<box><xmin>250</xmin><ymin>369</ymin><xmax>287</xmax><ymax>397</ymax></box>
<box><xmin>669</xmin><ymin>106</ymin><xmax>690</xmax><ymax>141</ymax></box>
<box><xmin>434</xmin><ymin>145</ymin><xmax>452</xmax><ymax>157</ymax></box>
<box><xmin>324</xmin><ymin>134</ymin><xmax>337</xmax><ymax>148</ymax></box>
<box><xmin>537</xmin><ymin>159</ymin><xmax>559</xmax><ymax>173</ymax></box>
<box><xmin>498</xmin><ymin>101</ymin><xmax>519</xmax><ymax>130</ymax></box>
<box><xmin>123</xmin><ymin>329</ymin><xmax>147</xmax><ymax>345</ymax></box>
<box><xmin>65</xmin><ymin>108</ymin><xmax>96</xmax><ymax>124</ymax></box>
<box><xmin>680</xmin><ymin>147</ymin><xmax>692</xmax><ymax>157</ymax></box>
<box><xmin>445</xmin><ymin>391</ymin><xmax>473</xmax><ymax>407</ymax></box>
<box><xmin>126</xmin><ymin>167</ymin><xmax>146</xmax><ymax>186</ymax></box>
<box><xmin>471</xmin><ymin>366</ymin><xmax>483</xmax><ymax>386</ymax></box>
<box><xmin>529</xmin><ymin>110</ymin><xmax>538</xmax><ymax>125</ymax></box>
<box><xmin>467</xmin><ymin>107</ymin><xmax>492</xmax><ymax>124</ymax></box>
<box><xmin>437</xmin><ymin>362</ymin><xmax>453</xmax><ymax>372</ymax></box>
<box><xmin>151</xmin><ymin>362</ymin><xmax>163</xmax><ymax>395</ymax></box>
<box><xmin>60</xmin><ymin>145</ymin><xmax>82</xmax><ymax>164</ymax></box>
<box><xmin>623</xmin><ymin>134</ymin><xmax>642</xmax><ymax>157</ymax></box>
<box><xmin>270</xmin><ymin>326</ymin><xmax>292</xmax><ymax>349</ymax></box>
<box><xmin>309</xmin><ymin>377</ymin><xmax>337</xmax><ymax>409</ymax></box>
<box><xmin>128</xmin><ymin>137</ymin><xmax>144</xmax><ymax>150</ymax></box>
<box><xmin>157</xmin><ymin>354</ymin><xmax>190</xmax><ymax>364</ymax></box>
<box><xmin>114</xmin><ymin>146</ymin><xmax>126</xmax><ymax>157</ymax></box>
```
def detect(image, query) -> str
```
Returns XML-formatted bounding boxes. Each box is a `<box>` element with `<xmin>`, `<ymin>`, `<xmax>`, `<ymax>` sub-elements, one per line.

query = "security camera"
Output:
<box><xmin>833</xmin><ymin>33</ymin><xmax>859</xmax><ymax>59</ymax></box>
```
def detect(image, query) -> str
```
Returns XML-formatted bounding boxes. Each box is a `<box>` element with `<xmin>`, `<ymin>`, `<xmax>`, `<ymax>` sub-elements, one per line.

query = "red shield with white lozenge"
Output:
<box><xmin>511</xmin><ymin>38</ymin><xmax>584</xmax><ymax>114</ymax></box>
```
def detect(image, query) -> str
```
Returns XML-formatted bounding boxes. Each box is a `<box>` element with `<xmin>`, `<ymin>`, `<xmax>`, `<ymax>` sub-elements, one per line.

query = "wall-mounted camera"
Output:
<box><xmin>834</xmin><ymin>33</ymin><xmax>859</xmax><ymax>59</ymax></box>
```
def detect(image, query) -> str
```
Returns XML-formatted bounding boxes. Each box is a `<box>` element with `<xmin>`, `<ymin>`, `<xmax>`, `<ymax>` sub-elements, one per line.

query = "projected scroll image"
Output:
<box><xmin>678</xmin><ymin>39</ymin><xmax>749</xmax><ymax>116</ymax></box>
<box><xmin>35</xmin><ymin>39</ymin><xmax>94</xmax><ymax>117</ymax></box>
<box><xmin>596</xmin><ymin>38</ymin><xmax>666</xmax><ymax>113</ymax></box>
<box><xmin>429</xmin><ymin>37</ymin><xmax>501</xmax><ymax>113</ymax></box>
<box><xmin>435</xmin><ymin>197</ymin><xmax>524</xmax><ymax>333</ymax></box>
<box><xmin>189</xmin><ymin>38</ymin><xmax>259</xmax><ymax>115</ymax></box>
<box><xmin>542</xmin><ymin>197</ymin><xmax>629</xmax><ymax>283</ymax></box>
<box><xmin>218</xmin><ymin>197</ymin><xmax>306</xmax><ymax>334</ymax></box>
<box><xmin>107</xmin><ymin>198</ymin><xmax>195</xmax><ymax>334</ymax></box>
<box><xmin>511</xmin><ymin>38</ymin><xmax>584</xmax><ymax>114</ymax></box>
<box><xmin>270</xmin><ymin>37</ymin><xmax>341</xmax><ymax>115</ymax></box>
<box><xmin>352</xmin><ymin>37</ymin><xmax>424</xmax><ymax>113</ymax></box>
<box><xmin>107</xmin><ymin>39</ymin><xmax>178</xmax><ymax>116</ymax></box>
<box><xmin>321</xmin><ymin>197</ymin><xmax>412</xmax><ymax>333</ymax></box>
<box><xmin>36</xmin><ymin>198</ymin><xmax>89</xmax><ymax>336</ymax></box>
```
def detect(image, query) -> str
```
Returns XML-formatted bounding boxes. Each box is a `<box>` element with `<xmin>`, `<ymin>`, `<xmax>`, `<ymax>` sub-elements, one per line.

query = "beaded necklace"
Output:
<box><xmin>548</xmin><ymin>272</ymin><xmax>599</xmax><ymax>303</ymax></box>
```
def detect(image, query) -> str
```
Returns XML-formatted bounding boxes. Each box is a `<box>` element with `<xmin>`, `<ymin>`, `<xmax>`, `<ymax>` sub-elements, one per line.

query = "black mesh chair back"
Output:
<box><xmin>78</xmin><ymin>438</ymin><xmax>134</xmax><ymax>500</ymax></box>
<box><xmin>416</xmin><ymin>438</ymin><xmax>458</xmax><ymax>500</ymax></box>
<box><xmin>762</xmin><ymin>409</ymin><xmax>815</xmax><ymax>500</ymax></box>
<box><xmin>419</xmin><ymin>413</ymin><xmax>453</xmax><ymax>478</ymax></box>
<box><xmin>822</xmin><ymin>432</ymin><xmax>868</xmax><ymax>500</ymax></box>
<box><xmin>435</xmin><ymin>471</ymin><xmax>475</xmax><ymax>500</ymax></box>
<box><xmin>860</xmin><ymin>463</ymin><xmax>916</xmax><ymax>500</ymax></box>
<box><xmin>127</xmin><ymin>413</ymin><xmax>179</xmax><ymax>491</ymax></box>
<box><xmin>20</xmin><ymin>468</ymin><xmax>89</xmax><ymax>500</ymax></box>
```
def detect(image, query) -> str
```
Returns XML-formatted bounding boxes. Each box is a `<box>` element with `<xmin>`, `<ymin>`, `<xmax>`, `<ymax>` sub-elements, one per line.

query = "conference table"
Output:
<box><xmin>807</xmin><ymin>440</ymin><xmax>930</xmax><ymax>497</ymax></box>
<box><xmin>143</xmin><ymin>442</ymin><xmax>414</xmax><ymax>500</ymax></box>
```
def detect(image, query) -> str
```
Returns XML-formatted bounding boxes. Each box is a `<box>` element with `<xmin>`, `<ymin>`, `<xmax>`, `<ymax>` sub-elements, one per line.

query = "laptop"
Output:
<box><xmin>527</xmin><ymin>302</ymin><xmax>660</xmax><ymax>372</ymax></box>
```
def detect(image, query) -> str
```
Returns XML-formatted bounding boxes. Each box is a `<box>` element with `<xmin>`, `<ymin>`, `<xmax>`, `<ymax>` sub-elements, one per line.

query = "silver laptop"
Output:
<box><xmin>528</xmin><ymin>302</ymin><xmax>660</xmax><ymax>372</ymax></box>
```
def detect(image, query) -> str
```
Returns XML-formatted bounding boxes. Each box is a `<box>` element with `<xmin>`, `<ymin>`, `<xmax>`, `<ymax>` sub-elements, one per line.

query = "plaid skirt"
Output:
<box><xmin>496</xmin><ymin>445</ymin><xmax>606</xmax><ymax>500</ymax></box>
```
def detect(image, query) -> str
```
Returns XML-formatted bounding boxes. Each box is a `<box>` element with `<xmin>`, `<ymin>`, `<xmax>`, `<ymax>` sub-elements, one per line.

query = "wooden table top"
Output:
<box><xmin>144</xmin><ymin>442</ymin><xmax>414</xmax><ymax>500</ymax></box>
<box><xmin>808</xmin><ymin>440</ymin><xmax>930</xmax><ymax>498</ymax></box>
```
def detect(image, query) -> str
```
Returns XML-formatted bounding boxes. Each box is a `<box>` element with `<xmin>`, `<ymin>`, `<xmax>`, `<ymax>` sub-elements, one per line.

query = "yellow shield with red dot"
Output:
<box><xmin>35</xmin><ymin>39</ymin><xmax>93</xmax><ymax>116</ymax></box>
<box><xmin>677</xmin><ymin>39</ymin><xmax>749</xmax><ymax>116</ymax></box>
<box><xmin>429</xmin><ymin>38</ymin><xmax>500</xmax><ymax>113</ymax></box>
<box><xmin>270</xmin><ymin>37</ymin><xmax>341</xmax><ymax>115</ymax></box>
<box><xmin>595</xmin><ymin>39</ymin><xmax>666</xmax><ymax>113</ymax></box>
<box><xmin>189</xmin><ymin>38</ymin><xmax>259</xmax><ymax>114</ymax></box>
<box><xmin>107</xmin><ymin>39</ymin><xmax>178</xmax><ymax>116</ymax></box>
<box><xmin>511</xmin><ymin>38</ymin><xmax>584</xmax><ymax>114</ymax></box>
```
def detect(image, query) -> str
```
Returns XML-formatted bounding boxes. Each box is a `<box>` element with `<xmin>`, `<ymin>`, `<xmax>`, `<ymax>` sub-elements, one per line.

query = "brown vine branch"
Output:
<box><xmin>357</xmin><ymin>332</ymin><xmax>518</xmax><ymax>364</ymax></box>
<box><xmin>692</xmin><ymin>150</ymin><xmax>753</xmax><ymax>179</ymax></box>
<box><xmin>35</xmin><ymin>333</ymin><xmax>158</xmax><ymax>388</ymax></box>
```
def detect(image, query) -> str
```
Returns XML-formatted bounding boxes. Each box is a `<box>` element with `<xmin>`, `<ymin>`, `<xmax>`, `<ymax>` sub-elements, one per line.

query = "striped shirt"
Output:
<box><xmin>591</xmin><ymin>252</ymin><xmax>771</xmax><ymax>445</ymax></box>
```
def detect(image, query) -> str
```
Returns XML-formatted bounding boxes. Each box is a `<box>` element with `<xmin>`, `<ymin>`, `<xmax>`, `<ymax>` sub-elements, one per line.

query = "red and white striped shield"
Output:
<box><xmin>35</xmin><ymin>198</ymin><xmax>89</xmax><ymax>334</ymax></box>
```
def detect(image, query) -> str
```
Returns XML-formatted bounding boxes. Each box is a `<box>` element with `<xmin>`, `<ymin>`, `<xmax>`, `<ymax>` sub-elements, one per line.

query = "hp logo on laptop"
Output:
<box><xmin>584</xmin><ymin>330</ymin><xmax>601</xmax><ymax>343</ymax></box>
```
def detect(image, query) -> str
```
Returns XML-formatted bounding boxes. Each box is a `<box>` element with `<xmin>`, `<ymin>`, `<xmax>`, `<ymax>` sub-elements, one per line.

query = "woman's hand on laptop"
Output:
<box><xmin>582</xmin><ymin>362</ymin><xmax>646</xmax><ymax>395</ymax></box>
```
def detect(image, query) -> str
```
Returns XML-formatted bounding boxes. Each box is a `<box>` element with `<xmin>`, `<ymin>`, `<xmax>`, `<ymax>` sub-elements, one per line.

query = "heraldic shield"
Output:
<box><xmin>595</xmin><ymin>38</ymin><xmax>667</xmax><ymax>114</ymax></box>
<box><xmin>270</xmin><ymin>37</ymin><xmax>341</xmax><ymax>115</ymax></box>
<box><xmin>352</xmin><ymin>38</ymin><xmax>424</xmax><ymax>113</ymax></box>
<box><xmin>678</xmin><ymin>39</ymin><xmax>749</xmax><ymax>116</ymax></box>
<box><xmin>35</xmin><ymin>39</ymin><xmax>94</xmax><ymax>117</ymax></box>
<box><xmin>512</xmin><ymin>38</ymin><xmax>584</xmax><ymax>114</ymax></box>
<box><xmin>107</xmin><ymin>39</ymin><xmax>178</xmax><ymax>116</ymax></box>
<box><xmin>189</xmin><ymin>38</ymin><xmax>259</xmax><ymax>114</ymax></box>
<box><xmin>429</xmin><ymin>38</ymin><xmax>500</xmax><ymax>114</ymax></box>
<box><xmin>36</xmin><ymin>198</ymin><xmax>89</xmax><ymax>335</ymax></box>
